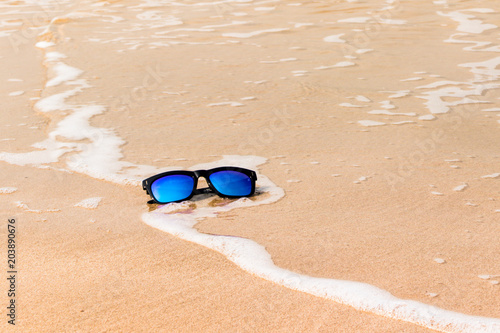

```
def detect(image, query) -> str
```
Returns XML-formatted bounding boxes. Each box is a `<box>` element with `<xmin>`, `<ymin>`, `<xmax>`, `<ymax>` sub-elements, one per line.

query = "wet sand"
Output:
<box><xmin>1</xmin><ymin>0</ymin><xmax>499</xmax><ymax>331</ymax></box>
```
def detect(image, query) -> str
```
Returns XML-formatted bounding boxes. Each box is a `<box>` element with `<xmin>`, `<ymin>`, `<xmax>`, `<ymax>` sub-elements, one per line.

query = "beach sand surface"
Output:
<box><xmin>1</xmin><ymin>0</ymin><xmax>499</xmax><ymax>331</ymax></box>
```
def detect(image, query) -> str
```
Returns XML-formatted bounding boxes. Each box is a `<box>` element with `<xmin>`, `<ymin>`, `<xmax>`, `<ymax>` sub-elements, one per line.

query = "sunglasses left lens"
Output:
<box><xmin>151</xmin><ymin>174</ymin><xmax>194</xmax><ymax>203</ymax></box>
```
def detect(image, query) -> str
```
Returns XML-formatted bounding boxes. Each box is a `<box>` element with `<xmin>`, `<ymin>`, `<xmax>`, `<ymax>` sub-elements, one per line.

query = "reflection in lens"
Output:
<box><xmin>151</xmin><ymin>174</ymin><xmax>194</xmax><ymax>203</ymax></box>
<box><xmin>209</xmin><ymin>171</ymin><xmax>252</xmax><ymax>196</ymax></box>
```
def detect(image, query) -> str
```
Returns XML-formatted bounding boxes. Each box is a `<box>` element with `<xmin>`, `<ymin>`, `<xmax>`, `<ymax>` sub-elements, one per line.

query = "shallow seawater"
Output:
<box><xmin>1</xmin><ymin>0</ymin><xmax>500</xmax><ymax>332</ymax></box>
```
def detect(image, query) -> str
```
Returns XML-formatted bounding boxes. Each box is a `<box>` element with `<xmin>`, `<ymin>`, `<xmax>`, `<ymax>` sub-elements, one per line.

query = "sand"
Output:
<box><xmin>1</xmin><ymin>0</ymin><xmax>499</xmax><ymax>332</ymax></box>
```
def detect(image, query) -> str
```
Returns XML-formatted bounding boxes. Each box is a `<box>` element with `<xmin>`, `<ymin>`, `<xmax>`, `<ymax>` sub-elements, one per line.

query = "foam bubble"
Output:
<box><xmin>244</xmin><ymin>80</ymin><xmax>268</xmax><ymax>84</ymax></box>
<box><xmin>323</xmin><ymin>34</ymin><xmax>346</xmax><ymax>43</ymax></box>
<box><xmin>391</xmin><ymin>121</ymin><xmax>415</xmax><ymax>125</ymax></box>
<box><xmin>208</xmin><ymin>101</ymin><xmax>244</xmax><ymax>107</ymax></box>
<box><xmin>35</xmin><ymin>41</ymin><xmax>55</xmax><ymax>48</ymax></box>
<box><xmin>223</xmin><ymin>28</ymin><xmax>289</xmax><ymax>38</ymax></box>
<box><xmin>355</xmin><ymin>95</ymin><xmax>371</xmax><ymax>102</ymax></box>
<box><xmin>400</xmin><ymin>77</ymin><xmax>423</xmax><ymax>82</ymax></box>
<box><xmin>453</xmin><ymin>184</ymin><xmax>468</xmax><ymax>192</ymax></box>
<box><xmin>339</xmin><ymin>103</ymin><xmax>366</xmax><ymax>108</ymax></box>
<box><xmin>358</xmin><ymin>120</ymin><xmax>386</xmax><ymax>127</ymax></box>
<box><xmin>315</xmin><ymin>65</ymin><xmax>334</xmax><ymax>70</ymax></box>
<box><xmin>74</xmin><ymin>197</ymin><xmax>102</xmax><ymax>209</ymax></box>
<box><xmin>293</xmin><ymin>22</ymin><xmax>313</xmax><ymax>28</ymax></box>
<box><xmin>0</xmin><ymin>187</ymin><xmax>17</xmax><ymax>194</ymax></box>
<box><xmin>419</xmin><ymin>115</ymin><xmax>436</xmax><ymax>121</ymax></box>
<box><xmin>356</xmin><ymin>49</ymin><xmax>373</xmax><ymax>54</ymax></box>
<box><xmin>333</xmin><ymin>61</ymin><xmax>355</xmax><ymax>68</ymax></box>
<box><xmin>338</xmin><ymin>17</ymin><xmax>371</xmax><ymax>23</ymax></box>
<box><xmin>481</xmin><ymin>173</ymin><xmax>500</xmax><ymax>179</ymax></box>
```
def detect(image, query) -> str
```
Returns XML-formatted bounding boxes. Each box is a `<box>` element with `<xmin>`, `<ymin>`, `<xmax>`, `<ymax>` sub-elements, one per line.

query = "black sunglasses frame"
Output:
<box><xmin>142</xmin><ymin>166</ymin><xmax>258</xmax><ymax>204</ymax></box>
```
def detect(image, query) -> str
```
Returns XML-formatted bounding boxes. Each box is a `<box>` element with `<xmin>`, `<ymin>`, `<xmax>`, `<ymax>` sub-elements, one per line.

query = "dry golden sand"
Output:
<box><xmin>1</xmin><ymin>0</ymin><xmax>500</xmax><ymax>332</ymax></box>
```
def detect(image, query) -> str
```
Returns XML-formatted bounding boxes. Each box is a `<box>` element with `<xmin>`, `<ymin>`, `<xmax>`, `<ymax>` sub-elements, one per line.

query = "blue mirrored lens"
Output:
<box><xmin>209</xmin><ymin>171</ymin><xmax>252</xmax><ymax>196</ymax></box>
<box><xmin>151</xmin><ymin>174</ymin><xmax>194</xmax><ymax>203</ymax></box>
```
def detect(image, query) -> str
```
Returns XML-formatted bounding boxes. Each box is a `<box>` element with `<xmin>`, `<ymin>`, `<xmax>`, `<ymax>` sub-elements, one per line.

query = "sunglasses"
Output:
<box><xmin>142</xmin><ymin>167</ymin><xmax>257</xmax><ymax>204</ymax></box>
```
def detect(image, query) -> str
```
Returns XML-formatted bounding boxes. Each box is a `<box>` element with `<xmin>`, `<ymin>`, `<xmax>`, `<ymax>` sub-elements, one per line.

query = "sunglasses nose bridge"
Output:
<box><xmin>192</xmin><ymin>170</ymin><xmax>215</xmax><ymax>195</ymax></box>
<box><xmin>193</xmin><ymin>170</ymin><xmax>208</xmax><ymax>179</ymax></box>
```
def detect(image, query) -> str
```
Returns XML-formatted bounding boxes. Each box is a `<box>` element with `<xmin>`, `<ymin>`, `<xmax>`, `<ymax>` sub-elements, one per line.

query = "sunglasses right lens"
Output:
<box><xmin>151</xmin><ymin>174</ymin><xmax>194</xmax><ymax>203</ymax></box>
<box><xmin>209</xmin><ymin>170</ymin><xmax>253</xmax><ymax>197</ymax></box>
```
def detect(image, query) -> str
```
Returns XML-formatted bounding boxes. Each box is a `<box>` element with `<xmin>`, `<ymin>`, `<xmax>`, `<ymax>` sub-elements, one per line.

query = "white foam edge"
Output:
<box><xmin>438</xmin><ymin>10</ymin><xmax>497</xmax><ymax>34</ymax></box>
<box><xmin>35</xmin><ymin>84</ymin><xmax>86</xmax><ymax>113</ymax></box>
<box><xmin>416</xmin><ymin>84</ymin><xmax>496</xmax><ymax>114</ymax></box>
<box><xmin>0</xmin><ymin>139</ymin><xmax>70</xmax><ymax>166</ymax></box>
<box><xmin>46</xmin><ymin>62</ymin><xmax>83</xmax><ymax>87</ymax></box>
<box><xmin>142</xmin><ymin>156</ymin><xmax>500</xmax><ymax>333</ymax></box>
<box><xmin>444</xmin><ymin>33</ymin><xmax>500</xmax><ymax>52</ymax></box>
<box><xmin>459</xmin><ymin>57</ymin><xmax>500</xmax><ymax>82</ymax></box>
